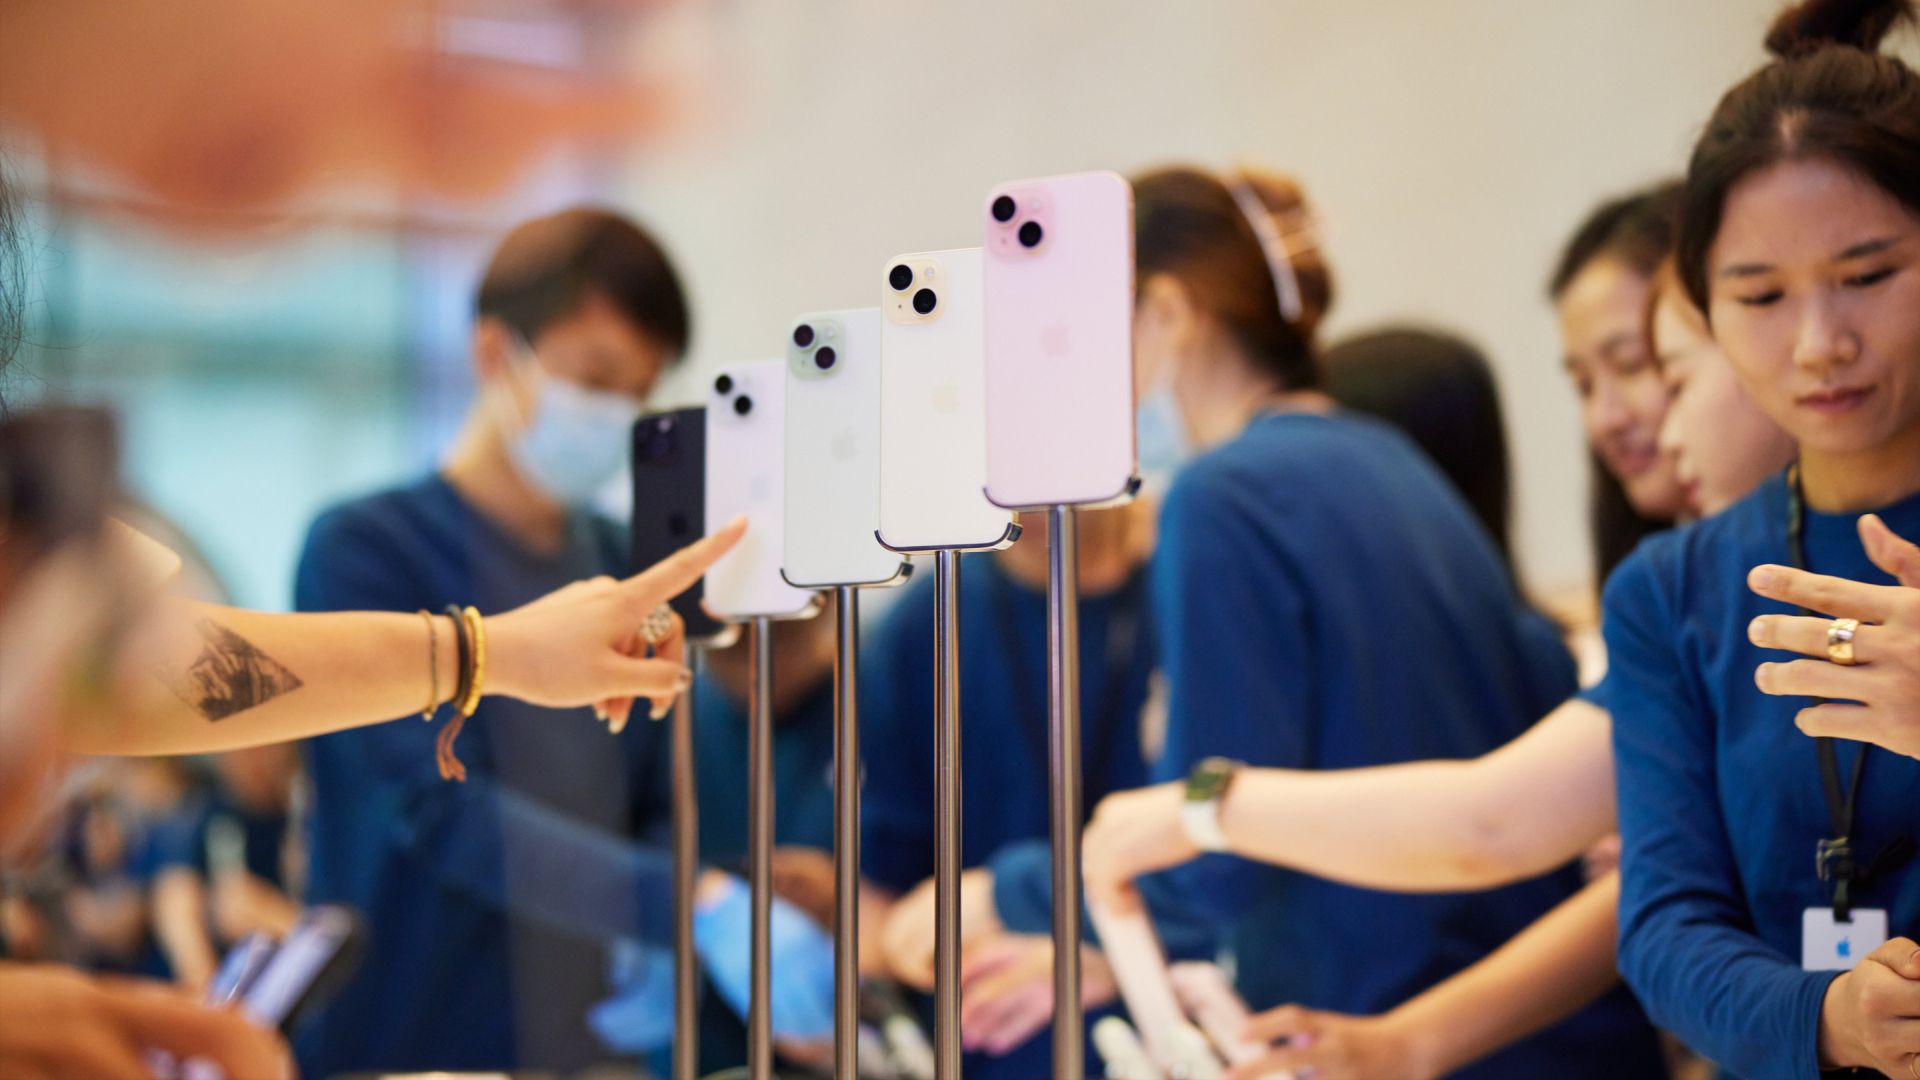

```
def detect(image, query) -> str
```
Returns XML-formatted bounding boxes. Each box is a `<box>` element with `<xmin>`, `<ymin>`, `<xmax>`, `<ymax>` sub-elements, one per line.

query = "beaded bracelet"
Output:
<box><xmin>416</xmin><ymin>610</ymin><xmax>440</xmax><ymax>722</ymax></box>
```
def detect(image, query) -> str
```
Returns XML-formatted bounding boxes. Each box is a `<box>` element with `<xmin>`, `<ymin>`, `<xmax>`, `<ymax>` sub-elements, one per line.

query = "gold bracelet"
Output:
<box><xmin>417</xmin><ymin>610</ymin><xmax>439</xmax><ymax>721</ymax></box>
<box><xmin>459</xmin><ymin>605</ymin><xmax>487</xmax><ymax>716</ymax></box>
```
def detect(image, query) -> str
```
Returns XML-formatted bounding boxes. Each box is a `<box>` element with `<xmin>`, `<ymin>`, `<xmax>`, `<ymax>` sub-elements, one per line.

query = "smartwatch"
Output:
<box><xmin>1181</xmin><ymin>757</ymin><xmax>1243</xmax><ymax>853</ymax></box>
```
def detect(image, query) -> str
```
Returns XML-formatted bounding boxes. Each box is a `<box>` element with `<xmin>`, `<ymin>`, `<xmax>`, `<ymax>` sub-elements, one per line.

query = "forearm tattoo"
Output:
<box><xmin>161</xmin><ymin>619</ymin><xmax>304</xmax><ymax>721</ymax></box>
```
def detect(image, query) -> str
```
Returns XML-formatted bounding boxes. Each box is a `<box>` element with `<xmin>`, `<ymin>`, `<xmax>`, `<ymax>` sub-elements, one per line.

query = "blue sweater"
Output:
<box><xmin>1143</xmin><ymin>411</ymin><xmax>1663</xmax><ymax>1078</ymax></box>
<box><xmin>293</xmin><ymin>476</ymin><xmax>675</xmax><ymax>1077</ymax></box>
<box><xmin>860</xmin><ymin>552</ymin><xmax>1156</xmax><ymax>1079</ymax></box>
<box><xmin>1607</xmin><ymin>472</ymin><xmax>1920</xmax><ymax>1079</ymax></box>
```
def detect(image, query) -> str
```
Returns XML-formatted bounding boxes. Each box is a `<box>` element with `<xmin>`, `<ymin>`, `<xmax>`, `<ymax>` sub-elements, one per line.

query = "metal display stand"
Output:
<box><xmin>932</xmin><ymin>549</ymin><xmax>963</xmax><ymax>1080</ymax></box>
<box><xmin>832</xmin><ymin>585</ymin><xmax>862</xmax><ymax>1079</ymax></box>
<box><xmin>748</xmin><ymin>616</ymin><xmax>775</xmax><ymax>1080</ymax></box>
<box><xmin>1046</xmin><ymin>503</ymin><xmax>1084</xmax><ymax>1080</ymax></box>
<box><xmin>672</xmin><ymin>648</ymin><xmax>703</xmax><ymax>1080</ymax></box>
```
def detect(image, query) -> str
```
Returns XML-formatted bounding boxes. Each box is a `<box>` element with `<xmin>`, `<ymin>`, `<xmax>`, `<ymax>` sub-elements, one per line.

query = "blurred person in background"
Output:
<box><xmin>858</xmin><ymin>502</ymin><xmax>1160</xmax><ymax>1078</ymax></box>
<box><xmin>1003</xmin><ymin>163</ymin><xmax>1664</xmax><ymax>1077</ymax></box>
<box><xmin>0</xmin><ymin>154</ymin><xmax>742</xmax><ymax>1075</ymax></box>
<box><xmin>1077</xmin><ymin>257</ymin><xmax>1797</xmax><ymax>1078</ymax></box>
<box><xmin>148</xmin><ymin>744</ymin><xmax>305</xmax><ymax>993</ymax></box>
<box><xmin>292</xmin><ymin>207</ymin><xmax>832</xmax><ymax>1076</ymax></box>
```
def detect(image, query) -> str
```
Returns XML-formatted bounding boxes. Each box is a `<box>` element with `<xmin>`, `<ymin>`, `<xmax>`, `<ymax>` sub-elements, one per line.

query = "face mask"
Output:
<box><xmin>1135</xmin><ymin>368</ymin><xmax>1193</xmax><ymax>493</ymax></box>
<box><xmin>499</xmin><ymin>351</ymin><xmax>643</xmax><ymax>507</ymax></box>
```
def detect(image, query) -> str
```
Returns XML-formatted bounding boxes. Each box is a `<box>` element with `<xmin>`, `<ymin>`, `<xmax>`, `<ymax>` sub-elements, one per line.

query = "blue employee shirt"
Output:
<box><xmin>293</xmin><ymin>475</ymin><xmax>676</xmax><ymax>1078</ymax></box>
<box><xmin>143</xmin><ymin>794</ymin><xmax>291</xmax><ymax>887</ymax></box>
<box><xmin>680</xmin><ymin>671</ymin><xmax>838</xmax><ymax>1078</ymax></box>
<box><xmin>1608</xmin><ymin>473</ymin><xmax>1920</xmax><ymax>1079</ymax></box>
<box><xmin>861</xmin><ymin>553</ymin><xmax>1156</xmax><ymax>1080</ymax></box>
<box><xmin>1140</xmin><ymin>411</ymin><xmax>1663</xmax><ymax>1079</ymax></box>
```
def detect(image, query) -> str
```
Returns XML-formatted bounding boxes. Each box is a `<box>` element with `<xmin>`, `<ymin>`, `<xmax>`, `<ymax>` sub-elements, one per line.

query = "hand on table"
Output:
<box><xmin>1229</xmin><ymin>1003</ymin><xmax>1439</xmax><ymax>1080</ymax></box>
<box><xmin>957</xmin><ymin>931</ymin><xmax>1118</xmax><ymax>1057</ymax></box>
<box><xmin>1748</xmin><ymin>514</ymin><xmax>1920</xmax><ymax>759</ymax></box>
<box><xmin>882</xmin><ymin>867</ymin><xmax>1001</xmax><ymax>991</ymax></box>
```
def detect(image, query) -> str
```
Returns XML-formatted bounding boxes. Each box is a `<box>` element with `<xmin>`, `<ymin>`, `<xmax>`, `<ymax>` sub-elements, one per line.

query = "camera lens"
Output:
<box><xmin>714</xmin><ymin>374</ymin><xmax>733</xmax><ymax>395</ymax></box>
<box><xmin>734</xmin><ymin>394</ymin><xmax>753</xmax><ymax>416</ymax></box>
<box><xmin>991</xmin><ymin>195</ymin><xmax>1016</xmax><ymax>222</ymax></box>
<box><xmin>912</xmin><ymin>288</ymin><xmax>937</xmax><ymax>315</ymax></box>
<box><xmin>814</xmin><ymin>346</ymin><xmax>837</xmax><ymax>370</ymax></box>
<box><xmin>793</xmin><ymin>324</ymin><xmax>815</xmax><ymax>348</ymax></box>
<box><xmin>1018</xmin><ymin>221</ymin><xmax>1044</xmax><ymax>248</ymax></box>
<box><xmin>888</xmin><ymin>264</ymin><xmax>914</xmax><ymax>291</ymax></box>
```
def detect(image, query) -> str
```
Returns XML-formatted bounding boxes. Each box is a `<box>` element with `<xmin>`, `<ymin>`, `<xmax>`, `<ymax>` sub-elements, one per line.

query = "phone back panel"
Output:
<box><xmin>783</xmin><ymin>308</ymin><xmax>908</xmax><ymax>588</ymax></box>
<box><xmin>982</xmin><ymin>170</ymin><xmax>1138</xmax><ymax>508</ymax></box>
<box><xmin>705</xmin><ymin>360</ymin><xmax>816</xmax><ymax>619</ymax></box>
<box><xmin>630</xmin><ymin>408</ymin><xmax>729</xmax><ymax>643</ymax></box>
<box><xmin>877</xmin><ymin>247</ymin><xmax>1016</xmax><ymax>551</ymax></box>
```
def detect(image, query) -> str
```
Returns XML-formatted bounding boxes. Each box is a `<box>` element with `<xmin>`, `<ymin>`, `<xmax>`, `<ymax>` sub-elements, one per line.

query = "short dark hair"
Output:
<box><xmin>1676</xmin><ymin>0</ymin><xmax>1920</xmax><ymax>311</ymax></box>
<box><xmin>476</xmin><ymin>207</ymin><xmax>690</xmax><ymax>358</ymax></box>
<box><xmin>1547</xmin><ymin>180</ymin><xmax>1684</xmax><ymax>299</ymax></box>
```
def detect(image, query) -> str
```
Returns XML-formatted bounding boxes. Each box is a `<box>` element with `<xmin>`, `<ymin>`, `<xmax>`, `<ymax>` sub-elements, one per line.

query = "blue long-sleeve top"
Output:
<box><xmin>292</xmin><ymin>475</ymin><xmax>675</xmax><ymax>1077</ymax></box>
<box><xmin>859</xmin><ymin>552</ymin><xmax>1157</xmax><ymax>1079</ymax></box>
<box><xmin>1141</xmin><ymin>410</ymin><xmax>1663</xmax><ymax>1078</ymax></box>
<box><xmin>1607</xmin><ymin>473</ymin><xmax>1920</xmax><ymax>1079</ymax></box>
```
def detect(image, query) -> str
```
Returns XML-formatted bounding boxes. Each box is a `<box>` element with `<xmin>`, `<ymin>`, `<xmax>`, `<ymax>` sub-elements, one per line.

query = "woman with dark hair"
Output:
<box><xmin>1054</xmin><ymin>164</ymin><xmax>1666</xmax><ymax>1078</ymax></box>
<box><xmin>1323</xmin><ymin>326</ymin><xmax>1519</xmax><ymax>575</ymax></box>
<box><xmin>1550</xmin><ymin>181</ymin><xmax>1690</xmax><ymax>584</ymax></box>
<box><xmin>1607</xmin><ymin>0</ymin><xmax>1920</xmax><ymax>1074</ymax></box>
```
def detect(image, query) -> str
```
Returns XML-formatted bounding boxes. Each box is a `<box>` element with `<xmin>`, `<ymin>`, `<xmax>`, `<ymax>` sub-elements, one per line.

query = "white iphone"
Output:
<box><xmin>876</xmin><ymin>247</ymin><xmax>1019</xmax><ymax>552</ymax></box>
<box><xmin>704</xmin><ymin>359</ymin><xmax>818</xmax><ymax>620</ymax></box>
<box><xmin>783</xmin><ymin>308</ymin><xmax>911</xmax><ymax>589</ymax></box>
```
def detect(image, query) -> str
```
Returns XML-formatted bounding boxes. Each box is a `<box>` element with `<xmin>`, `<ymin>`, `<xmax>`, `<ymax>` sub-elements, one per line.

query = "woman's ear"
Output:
<box><xmin>1136</xmin><ymin>275</ymin><xmax>1191</xmax><ymax>343</ymax></box>
<box><xmin>471</xmin><ymin>317</ymin><xmax>515</xmax><ymax>383</ymax></box>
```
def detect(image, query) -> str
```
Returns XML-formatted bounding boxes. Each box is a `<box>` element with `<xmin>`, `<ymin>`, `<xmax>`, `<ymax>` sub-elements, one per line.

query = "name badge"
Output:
<box><xmin>1802</xmin><ymin>907</ymin><xmax>1889</xmax><ymax>971</ymax></box>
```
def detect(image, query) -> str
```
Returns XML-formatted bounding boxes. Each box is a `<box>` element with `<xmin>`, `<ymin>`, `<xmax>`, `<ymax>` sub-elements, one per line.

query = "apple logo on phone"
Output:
<box><xmin>831</xmin><ymin>429</ymin><xmax>859</xmax><ymax>462</ymax></box>
<box><xmin>931</xmin><ymin>384</ymin><xmax>961</xmax><ymax>414</ymax></box>
<box><xmin>1041</xmin><ymin>321</ymin><xmax>1072</xmax><ymax>358</ymax></box>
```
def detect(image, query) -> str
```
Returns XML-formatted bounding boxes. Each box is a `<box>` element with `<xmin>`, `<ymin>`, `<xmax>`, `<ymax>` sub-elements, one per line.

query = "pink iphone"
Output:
<box><xmin>981</xmin><ymin>170</ymin><xmax>1138</xmax><ymax>509</ymax></box>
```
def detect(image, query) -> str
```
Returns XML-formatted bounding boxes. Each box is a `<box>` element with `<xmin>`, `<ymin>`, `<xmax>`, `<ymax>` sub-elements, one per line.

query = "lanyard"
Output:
<box><xmin>1788</xmin><ymin>464</ymin><xmax>1873</xmax><ymax>920</ymax></box>
<box><xmin>980</xmin><ymin>559</ymin><xmax>1147</xmax><ymax>813</ymax></box>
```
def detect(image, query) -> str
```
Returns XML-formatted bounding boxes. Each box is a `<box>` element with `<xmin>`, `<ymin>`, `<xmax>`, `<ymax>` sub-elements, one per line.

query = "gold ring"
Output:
<box><xmin>1828</xmin><ymin>617</ymin><xmax>1861</xmax><ymax>666</ymax></box>
<box><xmin>639</xmin><ymin>603</ymin><xmax>676</xmax><ymax>647</ymax></box>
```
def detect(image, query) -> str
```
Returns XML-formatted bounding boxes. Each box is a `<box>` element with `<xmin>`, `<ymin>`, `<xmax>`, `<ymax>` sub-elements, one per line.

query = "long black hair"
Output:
<box><xmin>1677</xmin><ymin>0</ymin><xmax>1920</xmax><ymax>310</ymax></box>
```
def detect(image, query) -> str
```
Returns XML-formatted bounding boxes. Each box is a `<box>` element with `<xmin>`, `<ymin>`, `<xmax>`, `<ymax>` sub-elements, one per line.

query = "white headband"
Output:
<box><xmin>1228</xmin><ymin>178</ymin><xmax>1320</xmax><ymax>326</ymax></box>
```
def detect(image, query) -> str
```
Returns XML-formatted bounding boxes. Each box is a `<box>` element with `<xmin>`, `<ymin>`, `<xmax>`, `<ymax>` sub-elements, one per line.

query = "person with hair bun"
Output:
<box><xmin>1607</xmin><ymin>0</ymin><xmax>1920</xmax><ymax>1075</ymax></box>
<box><xmin>1029</xmin><ymin>165</ymin><xmax>1663</xmax><ymax>1077</ymax></box>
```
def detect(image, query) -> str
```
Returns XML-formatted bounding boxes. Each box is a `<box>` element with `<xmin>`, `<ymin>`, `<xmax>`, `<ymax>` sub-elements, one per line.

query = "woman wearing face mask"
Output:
<box><xmin>287</xmin><ymin>209</ymin><xmax>832</xmax><ymax>1077</ymax></box>
<box><xmin>1607</xmin><ymin>1</ymin><xmax>1920</xmax><ymax>1074</ymax></box>
<box><xmin>1060</xmin><ymin>164</ymin><xmax>1666</xmax><ymax>1078</ymax></box>
<box><xmin>1083</xmin><ymin>258</ymin><xmax>1798</xmax><ymax>1078</ymax></box>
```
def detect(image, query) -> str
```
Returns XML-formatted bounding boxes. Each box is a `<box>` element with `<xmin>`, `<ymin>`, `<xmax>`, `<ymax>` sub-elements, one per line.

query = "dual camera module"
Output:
<box><xmin>991</xmin><ymin>195</ymin><xmax>1044</xmax><ymax>249</ymax></box>
<box><xmin>792</xmin><ymin>323</ymin><xmax>836</xmax><ymax>371</ymax></box>
<box><xmin>714</xmin><ymin>372</ymin><xmax>752</xmax><ymax>416</ymax></box>
<box><xmin>889</xmin><ymin>263</ymin><xmax>938</xmax><ymax>315</ymax></box>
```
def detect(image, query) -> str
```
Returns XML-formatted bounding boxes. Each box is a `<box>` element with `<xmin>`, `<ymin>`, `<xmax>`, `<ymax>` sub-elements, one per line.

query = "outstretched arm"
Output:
<box><xmin>1083</xmin><ymin>696</ymin><xmax>1613</xmax><ymax>910</ymax></box>
<box><xmin>62</xmin><ymin>520</ymin><xmax>742</xmax><ymax>757</ymax></box>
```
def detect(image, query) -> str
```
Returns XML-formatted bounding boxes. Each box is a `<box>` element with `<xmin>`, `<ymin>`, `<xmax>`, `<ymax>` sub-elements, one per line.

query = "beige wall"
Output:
<box><xmin>618</xmin><ymin>0</ymin><xmax>1903</xmax><ymax>596</ymax></box>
